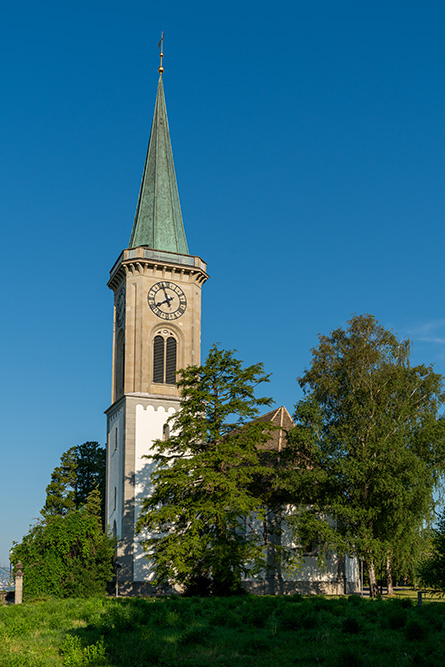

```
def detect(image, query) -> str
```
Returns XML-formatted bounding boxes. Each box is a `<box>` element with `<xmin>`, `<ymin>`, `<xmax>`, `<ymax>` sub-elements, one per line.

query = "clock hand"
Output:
<box><xmin>156</xmin><ymin>294</ymin><xmax>174</xmax><ymax>308</ymax></box>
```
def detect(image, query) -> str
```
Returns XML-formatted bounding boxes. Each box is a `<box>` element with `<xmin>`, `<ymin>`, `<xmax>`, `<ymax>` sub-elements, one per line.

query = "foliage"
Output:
<box><xmin>42</xmin><ymin>442</ymin><xmax>106</xmax><ymax>525</ymax></box>
<box><xmin>287</xmin><ymin>314</ymin><xmax>445</xmax><ymax>595</ymax></box>
<box><xmin>11</xmin><ymin>490</ymin><xmax>115</xmax><ymax>600</ymax></box>
<box><xmin>1</xmin><ymin>595</ymin><xmax>445</xmax><ymax>666</ymax></box>
<box><xmin>42</xmin><ymin>446</ymin><xmax>78</xmax><ymax>517</ymax></box>
<box><xmin>136</xmin><ymin>345</ymin><xmax>285</xmax><ymax>595</ymax></box>
<box><xmin>418</xmin><ymin>507</ymin><xmax>445</xmax><ymax>591</ymax></box>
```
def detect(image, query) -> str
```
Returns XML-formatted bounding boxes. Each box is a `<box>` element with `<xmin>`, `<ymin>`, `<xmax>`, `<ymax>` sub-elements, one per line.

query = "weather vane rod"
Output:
<box><xmin>158</xmin><ymin>31</ymin><xmax>165</xmax><ymax>74</ymax></box>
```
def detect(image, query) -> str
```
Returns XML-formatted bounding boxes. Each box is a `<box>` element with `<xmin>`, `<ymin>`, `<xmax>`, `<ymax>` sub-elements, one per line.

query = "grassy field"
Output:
<box><xmin>1</xmin><ymin>593</ymin><xmax>445</xmax><ymax>666</ymax></box>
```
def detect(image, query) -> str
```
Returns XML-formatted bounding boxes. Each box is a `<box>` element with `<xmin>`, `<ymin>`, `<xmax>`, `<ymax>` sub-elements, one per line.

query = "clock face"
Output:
<box><xmin>116</xmin><ymin>286</ymin><xmax>126</xmax><ymax>329</ymax></box>
<box><xmin>147</xmin><ymin>281</ymin><xmax>187</xmax><ymax>320</ymax></box>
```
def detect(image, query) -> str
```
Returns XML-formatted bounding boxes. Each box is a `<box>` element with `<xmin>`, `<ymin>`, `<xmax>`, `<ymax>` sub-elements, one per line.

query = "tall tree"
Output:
<box><xmin>287</xmin><ymin>314</ymin><xmax>445</xmax><ymax>596</ymax></box>
<box><xmin>136</xmin><ymin>345</ymin><xmax>283</xmax><ymax>595</ymax></box>
<box><xmin>41</xmin><ymin>442</ymin><xmax>106</xmax><ymax>524</ymax></box>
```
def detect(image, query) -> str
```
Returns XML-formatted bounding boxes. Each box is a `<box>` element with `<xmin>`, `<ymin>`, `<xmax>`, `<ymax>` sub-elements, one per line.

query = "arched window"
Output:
<box><xmin>115</xmin><ymin>330</ymin><xmax>125</xmax><ymax>399</ymax></box>
<box><xmin>166</xmin><ymin>337</ymin><xmax>177</xmax><ymax>384</ymax></box>
<box><xmin>153</xmin><ymin>330</ymin><xmax>178</xmax><ymax>385</ymax></box>
<box><xmin>153</xmin><ymin>335</ymin><xmax>165</xmax><ymax>383</ymax></box>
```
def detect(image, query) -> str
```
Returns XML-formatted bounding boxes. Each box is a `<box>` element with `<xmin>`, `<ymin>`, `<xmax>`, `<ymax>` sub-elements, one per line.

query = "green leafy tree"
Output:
<box><xmin>136</xmin><ymin>345</ymin><xmax>283</xmax><ymax>595</ymax></box>
<box><xmin>11</xmin><ymin>489</ymin><xmax>115</xmax><ymax>599</ymax></box>
<box><xmin>42</xmin><ymin>442</ymin><xmax>106</xmax><ymax>525</ymax></box>
<box><xmin>287</xmin><ymin>314</ymin><xmax>445</xmax><ymax>596</ymax></box>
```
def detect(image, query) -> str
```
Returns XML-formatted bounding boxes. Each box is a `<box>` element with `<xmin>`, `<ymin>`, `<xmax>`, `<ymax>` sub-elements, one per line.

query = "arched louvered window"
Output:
<box><xmin>153</xmin><ymin>335</ymin><xmax>165</xmax><ymax>383</ymax></box>
<box><xmin>153</xmin><ymin>331</ymin><xmax>178</xmax><ymax>385</ymax></box>
<box><xmin>166</xmin><ymin>337</ymin><xmax>177</xmax><ymax>384</ymax></box>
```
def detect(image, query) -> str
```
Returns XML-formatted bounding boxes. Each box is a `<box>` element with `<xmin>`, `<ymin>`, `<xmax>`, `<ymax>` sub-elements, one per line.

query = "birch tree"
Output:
<box><xmin>288</xmin><ymin>314</ymin><xmax>445</xmax><ymax>596</ymax></box>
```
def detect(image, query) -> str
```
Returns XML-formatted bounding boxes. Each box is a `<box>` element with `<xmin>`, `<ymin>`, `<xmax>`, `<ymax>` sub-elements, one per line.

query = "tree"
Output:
<box><xmin>42</xmin><ymin>442</ymin><xmax>106</xmax><ymax>525</ymax></box>
<box><xmin>11</xmin><ymin>489</ymin><xmax>115</xmax><ymax>599</ymax></box>
<box><xmin>417</xmin><ymin>507</ymin><xmax>445</xmax><ymax>591</ymax></box>
<box><xmin>41</xmin><ymin>446</ymin><xmax>77</xmax><ymax>517</ymax></box>
<box><xmin>287</xmin><ymin>314</ymin><xmax>445</xmax><ymax>596</ymax></box>
<box><xmin>136</xmin><ymin>345</ymin><xmax>283</xmax><ymax>595</ymax></box>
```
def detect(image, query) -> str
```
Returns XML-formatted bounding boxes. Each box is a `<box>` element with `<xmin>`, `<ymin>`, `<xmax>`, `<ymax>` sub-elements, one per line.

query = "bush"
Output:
<box><xmin>11</xmin><ymin>493</ymin><xmax>115</xmax><ymax>600</ymax></box>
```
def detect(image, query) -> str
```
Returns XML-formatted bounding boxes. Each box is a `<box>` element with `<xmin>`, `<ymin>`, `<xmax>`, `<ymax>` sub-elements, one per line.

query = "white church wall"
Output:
<box><xmin>133</xmin><ymin>402</ymin><xmax>176</xmax><ymax>582</ymax></box>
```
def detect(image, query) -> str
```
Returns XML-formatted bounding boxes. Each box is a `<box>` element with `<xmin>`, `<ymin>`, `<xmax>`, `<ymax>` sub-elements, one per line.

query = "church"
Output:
<box><xmin>105</xmin><ymin>52</ymin><xmax>359</xmax><ymax>596</ymax></box>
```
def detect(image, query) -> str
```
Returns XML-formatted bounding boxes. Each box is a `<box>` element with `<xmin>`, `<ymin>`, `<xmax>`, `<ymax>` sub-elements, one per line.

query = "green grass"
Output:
<box><xmin>1</xmin><ymin>594</ymin><xmax>445</xmax><ymax>666</ymax></box>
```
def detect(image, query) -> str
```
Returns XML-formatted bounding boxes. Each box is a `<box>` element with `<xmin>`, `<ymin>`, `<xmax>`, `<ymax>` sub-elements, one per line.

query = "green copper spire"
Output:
<box><xmin>128</xmin><ymin>74</ymin><xmax>189</xmax><ymax>254</ymax></box>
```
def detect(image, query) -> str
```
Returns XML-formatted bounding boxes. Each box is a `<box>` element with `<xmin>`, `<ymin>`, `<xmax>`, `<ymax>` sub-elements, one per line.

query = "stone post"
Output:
<box><xmin>14</xmin><ymin>562</ymin><xmax>23</xmax><ymax>605</ymax></box>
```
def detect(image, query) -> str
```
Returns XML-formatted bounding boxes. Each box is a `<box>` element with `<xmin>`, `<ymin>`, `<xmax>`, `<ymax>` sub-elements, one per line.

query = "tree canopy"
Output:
<box><xmin>12</xmin><ymin>442</ymin><xmax>112</xmax><ymax>600</ymax></box>
<box><xmin>136</xmin><ymin>345</ymin><xmax>284</xmax><ymax>595</ymax></box>
<box><xmin>287</xmin><ymin>314</ymin><xmax>445</xmax><ymax>596</ymax></box>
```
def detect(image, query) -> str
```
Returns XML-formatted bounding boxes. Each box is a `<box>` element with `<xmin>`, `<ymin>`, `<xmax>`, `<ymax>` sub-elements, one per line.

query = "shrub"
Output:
<box><xmin>10</xmin><ymin>495</ymin><xmax>115</xmax><ymax>600</ymax></box>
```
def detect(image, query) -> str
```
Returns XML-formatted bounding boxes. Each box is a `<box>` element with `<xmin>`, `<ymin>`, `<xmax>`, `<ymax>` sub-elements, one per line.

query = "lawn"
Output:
<box><xmin>1</xmin><ymin>593</ymin><xmax>445</xmax><ymax>666</ymax></box>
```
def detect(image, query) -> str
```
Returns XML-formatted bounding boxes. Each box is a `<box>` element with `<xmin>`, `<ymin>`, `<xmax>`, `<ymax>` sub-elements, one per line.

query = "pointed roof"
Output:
<box><xmin>254</xmin><ymin>406</ymin><xmax>295</xmax><ymax>452</ymax></box>
<box><xmin>128</xmin><ymin>75</ymin><xmax>189</xmax><ymax>254</ymax></box>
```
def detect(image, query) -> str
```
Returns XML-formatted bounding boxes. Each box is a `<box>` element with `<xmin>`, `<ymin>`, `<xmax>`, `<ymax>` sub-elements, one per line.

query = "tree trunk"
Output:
<box><xmin>366</xmin><ymin>557</ymin><xmax>379</xmax><ymax>597</ymax></box>
<box><xmin>386</xmin><ymin>554</ymin><xmax>394</xmax><ymax>596</ymax></box>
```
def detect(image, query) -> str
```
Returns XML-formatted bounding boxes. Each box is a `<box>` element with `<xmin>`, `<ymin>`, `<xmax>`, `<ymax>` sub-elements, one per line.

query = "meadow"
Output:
<box><xmin>1</xmin><ymin>593</ymin><xmax>445</xmax><ymax>666</ymax></box>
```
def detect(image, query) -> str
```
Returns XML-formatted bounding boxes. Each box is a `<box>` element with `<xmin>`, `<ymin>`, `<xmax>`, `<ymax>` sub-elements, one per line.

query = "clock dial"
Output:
<box><xmin>147</xmin><ymin>281</ymin><xmax>187</xmax><ymax>320</ymax></box>
<box><xmin>115</xmin><ymin>286</ymin><xmax>126</xmax><ymax>329</ymax></box>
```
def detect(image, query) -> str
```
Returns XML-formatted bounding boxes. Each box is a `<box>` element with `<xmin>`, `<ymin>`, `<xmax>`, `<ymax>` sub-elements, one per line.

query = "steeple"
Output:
<box><xmin>128</xmin><ymin>72</ymin><xmax>189</xmax><ymax>254</ymax></box>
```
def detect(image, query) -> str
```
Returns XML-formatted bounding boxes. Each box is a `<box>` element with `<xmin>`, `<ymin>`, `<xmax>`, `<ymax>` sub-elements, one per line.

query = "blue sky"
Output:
<box><xmin>1</xmin><ymin>0</ymin><xmax>445</xmax><ymax>565</ymax></box>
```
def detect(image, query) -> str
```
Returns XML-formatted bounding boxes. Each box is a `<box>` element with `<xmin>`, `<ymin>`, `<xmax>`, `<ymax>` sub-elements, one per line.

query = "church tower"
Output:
<box><xmin>105</xmin><ymin>55</ymin><xmax>208</xmax><ymax>592</ymax></box>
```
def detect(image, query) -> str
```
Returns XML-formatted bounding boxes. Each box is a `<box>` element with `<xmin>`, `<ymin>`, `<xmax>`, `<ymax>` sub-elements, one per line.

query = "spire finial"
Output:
<box><xmin>158</xmin><ymin>31</ymin><xmax>165</xmax><ymax>74</ymax></box>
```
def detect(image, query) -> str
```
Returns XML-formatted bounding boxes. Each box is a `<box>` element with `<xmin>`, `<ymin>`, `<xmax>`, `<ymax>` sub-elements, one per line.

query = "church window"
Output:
<box><xmin>153</xmin><ymin>331</ymin><xmax>178</xmax><ymax>385</ymax></box>
<box><xmin>166</xmin><ymin>337</ymin><xmax>177</xmax><ymax>384</ymax></box>
<box><xmin>153</xmin><ymin>335</ymin><xmax>165</xmax><ymax>383</ymax></box>
<box><xmin>114</xmin><ymin>487</ymin><xmax>117</xmax><ymax>511</ymax></box>
<box><xmin>114</xmin><ymin>427</ymin><xmax>118</xmax><ymax>450</ymax></box>
<box><xmin>162</xmin><ymin>423</ymin><xmax>170</xmax><ymax>441</ymax></box>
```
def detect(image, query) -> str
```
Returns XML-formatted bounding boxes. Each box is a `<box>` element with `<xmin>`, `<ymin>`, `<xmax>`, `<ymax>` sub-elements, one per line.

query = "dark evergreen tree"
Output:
<box><xmin>136</xmin><ymin>345</ymin><xmax>286</xmax><ymax>595</ymax></box>
<box><xmin>41</xmin><ymin>446</ymin><xmax>77</xmax><ymax>517</ymax></box>
<box><xmin>41</xmin><ymin>442</ymin><xmax>106</xmax><ymax>525</ymax></box>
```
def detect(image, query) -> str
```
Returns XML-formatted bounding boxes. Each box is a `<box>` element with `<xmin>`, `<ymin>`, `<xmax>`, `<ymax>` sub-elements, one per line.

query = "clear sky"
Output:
<box><xmin>1</xmin><ymin>0</ymin><xmax>445</xmax><ymax>565</ymax></box>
